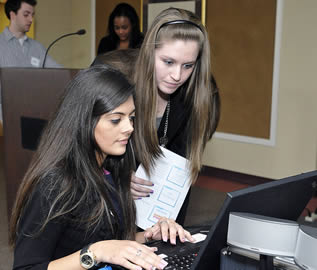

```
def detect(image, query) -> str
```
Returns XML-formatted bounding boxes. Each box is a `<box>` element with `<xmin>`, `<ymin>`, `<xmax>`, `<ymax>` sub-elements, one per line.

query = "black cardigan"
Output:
<box><xmin>13</xmin><ymin>175</ymin><xmax>120</xmax><ymax>270</ymax></box>
<box><xmin>157</xmin><ymin>88</ymin><xmax>192</xmax><ymax>225</ymax></box>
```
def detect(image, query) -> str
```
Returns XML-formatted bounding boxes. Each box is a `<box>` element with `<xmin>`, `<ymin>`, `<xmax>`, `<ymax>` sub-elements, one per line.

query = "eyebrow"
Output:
<box><xmin>160</xmin><ymin>55</ymin><xmax>196</xmax><ymax>64</ymax></box>
<box><xmin>110</xmin><ymin>109</ymin><xmax>135</xmax><ymax>116</ymax></box>
<box><xmin>23</xmin><ymin>11</ymin><xmax>34</xmax><ymax>15</ymax></box>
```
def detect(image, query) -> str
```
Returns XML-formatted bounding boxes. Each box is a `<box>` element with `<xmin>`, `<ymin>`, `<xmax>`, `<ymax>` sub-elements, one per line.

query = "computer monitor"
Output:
<box><xmin>192</xmin><ymin>170</ymin><xmax>317</xmax><ymax>269</ymax></box>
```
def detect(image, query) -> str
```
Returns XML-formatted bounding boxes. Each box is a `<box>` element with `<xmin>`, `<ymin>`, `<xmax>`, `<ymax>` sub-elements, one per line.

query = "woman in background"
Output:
<box><xmin>97</xmin><ymin>3</ymin><xmax>144</xmax><ymax>54</ymax></box>
<box><xmin>9</xmin><ymin>66</ymin><xmax>193</xmax><ymax>270</ymax></box>
<box><xmin>132</xmin><ymin>8</ymin><xmax>221</xmax><ymax>225</ymax></box>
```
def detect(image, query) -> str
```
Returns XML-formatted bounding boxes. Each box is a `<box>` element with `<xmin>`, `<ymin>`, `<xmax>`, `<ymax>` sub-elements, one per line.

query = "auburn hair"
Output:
<box><xmin>134</xmin><ymin>8</ymin><xmax>220</xmax><ymax>183</ymax></box>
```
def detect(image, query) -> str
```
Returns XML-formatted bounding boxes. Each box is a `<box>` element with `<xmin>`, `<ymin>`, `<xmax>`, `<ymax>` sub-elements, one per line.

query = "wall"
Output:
<box><xmin>203</xmin><ymin>0</ymin><xmax>317</xmax><ymax>179</ymax></box>
<box><xmin>70</xmin><ymin>0</ymin><xmax>93</xmax><ymax>68</ymax></box>
<box><xmin>35</xmin><ymin>0</ymin><xmax>92</xmax><ymax>68</ymax></box>
<box><xmin>206</xmin><ymin>0</ymin><xmax>275</xmax><ymax>140</ymax></box>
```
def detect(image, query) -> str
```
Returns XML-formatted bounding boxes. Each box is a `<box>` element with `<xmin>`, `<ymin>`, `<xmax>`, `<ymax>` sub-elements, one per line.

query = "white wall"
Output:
<box><xmin>203</xmin><ymin>0</ymin><xmax>317</xmax><ymax>179</ymax></box>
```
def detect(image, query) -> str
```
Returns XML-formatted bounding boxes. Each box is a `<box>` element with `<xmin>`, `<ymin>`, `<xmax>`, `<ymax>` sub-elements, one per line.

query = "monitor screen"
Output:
<box><xmin>193</xmin><ymin>170</ymin><xmax>317</xmax><ymax>270</ymax></box>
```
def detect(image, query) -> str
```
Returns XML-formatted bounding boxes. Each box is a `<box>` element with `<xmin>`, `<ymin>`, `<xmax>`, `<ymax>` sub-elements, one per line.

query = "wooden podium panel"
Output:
<box><xmin>0</xmin><ymin>68</ymin><xmax>79</xmax><ymax>218</ymax></box>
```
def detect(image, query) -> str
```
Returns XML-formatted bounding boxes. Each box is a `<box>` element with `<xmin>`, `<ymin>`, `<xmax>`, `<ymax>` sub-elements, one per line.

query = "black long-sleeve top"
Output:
<box><xmin>13</xmin><ymin>174</ymin><xmax>121</xmax><ymax>270</ymax></box>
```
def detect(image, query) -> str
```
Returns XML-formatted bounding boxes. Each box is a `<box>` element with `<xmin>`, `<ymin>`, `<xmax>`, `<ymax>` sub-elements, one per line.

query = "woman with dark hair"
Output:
<box><xmin>132</xmin><ymin>8</ymin><xmax>221</xmax><ymax>225</ymax></box>
<box><xmin>97</xmin><ymin>3</ymin><xmax>144</xmax><ymax>55</ymax></box>
<box><xmin>9</xmin><ymin>66</ymin><xmax>193</xmax><ymax>270</ymax></box>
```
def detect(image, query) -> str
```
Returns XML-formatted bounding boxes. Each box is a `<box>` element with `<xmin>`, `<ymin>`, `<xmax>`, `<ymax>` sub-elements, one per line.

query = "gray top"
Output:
<box><xmin>0</xmin><ymin>27</ymin><xmax>61</xmax><ymax>68</ymax></box>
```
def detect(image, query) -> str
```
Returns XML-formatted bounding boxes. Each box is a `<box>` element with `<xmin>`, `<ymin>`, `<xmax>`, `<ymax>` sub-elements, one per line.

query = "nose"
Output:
<box><xmin>170</xmin><ymin>66</ymin><xmax>181</xmax><ymax>82</ymax></box>
<box><xmin>123</xmin><ymin>118</ymin><xmax>134</xmax><ymax>134</ymax></box>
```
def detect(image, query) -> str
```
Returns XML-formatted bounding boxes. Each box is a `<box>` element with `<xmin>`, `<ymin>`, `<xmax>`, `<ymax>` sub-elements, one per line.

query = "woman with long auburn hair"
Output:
<box><xmin>9</xmin><ymin>66</ymin><xmax>193</xmax><ymax>270</ymax></box>
<box><xmin>132</xmin><ymin>8</ymin><xmax>220</xmax><ymax>225</ymax></box>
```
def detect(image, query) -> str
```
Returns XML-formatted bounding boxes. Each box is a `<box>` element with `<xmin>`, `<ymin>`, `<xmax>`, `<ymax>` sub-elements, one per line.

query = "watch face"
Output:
<box><xmin>81</xmin><ymin>254</ymin><xmax>94</xmax><ymax>269</ymax></box>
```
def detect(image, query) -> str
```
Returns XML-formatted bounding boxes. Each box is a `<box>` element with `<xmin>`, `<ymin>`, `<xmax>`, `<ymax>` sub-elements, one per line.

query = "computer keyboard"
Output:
<box><xmin>163</xmin><ymin>252</ymin><xmax>198</xmax><ymax>270</ymax></box>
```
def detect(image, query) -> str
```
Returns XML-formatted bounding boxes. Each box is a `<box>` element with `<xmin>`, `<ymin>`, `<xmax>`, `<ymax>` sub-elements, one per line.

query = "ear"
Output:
<box><xmin>9</xmin><ymin>11</ymin><xmax>17</xmax><ymax>21</ymax></box>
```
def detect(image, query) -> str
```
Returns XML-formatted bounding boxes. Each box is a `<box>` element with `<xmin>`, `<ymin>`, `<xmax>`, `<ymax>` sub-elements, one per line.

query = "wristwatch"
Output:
<box><xmin>80</xmin><ymin>244</ymin><xmax>98</xmax><ymax>269</ymax></box>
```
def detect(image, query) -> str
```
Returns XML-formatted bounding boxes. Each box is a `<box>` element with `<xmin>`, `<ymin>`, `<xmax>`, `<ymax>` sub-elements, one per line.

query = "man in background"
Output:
<box><xmin>0</xmin><ymin>0</ymin><xmax>60</xmax><ymax>67</ymax></box>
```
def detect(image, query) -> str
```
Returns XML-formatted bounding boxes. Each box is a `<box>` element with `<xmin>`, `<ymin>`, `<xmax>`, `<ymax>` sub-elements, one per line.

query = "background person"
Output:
<box><xmin>91</xmin><ymin>48</ymin><xmax>139</xmax><ymax>83</ymax></box>
<box><xmin>132</xmin><ymin>8</ymin><xmax>221</xmax><ymax>225</ymax></box>
<box><xmin>97</xmin><ymin>2</ymin><xmax>144</xmax><ymax>55</ymax></box>
<box><xmin>9</xmin><ymin>66</ymin><xmax>193</xmax><ymax>270</ymax></box>
<box><xmin>0</xmin><ymin>0</ymin><xmax>60</xmax><ymax>67</ymax></box>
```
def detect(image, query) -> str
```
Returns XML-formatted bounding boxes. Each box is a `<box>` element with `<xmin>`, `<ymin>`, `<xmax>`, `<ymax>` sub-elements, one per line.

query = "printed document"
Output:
<box><xmin>135</xmin><ymin>147</ymin><xmax>191</xmax><ymax>230</ymax></box>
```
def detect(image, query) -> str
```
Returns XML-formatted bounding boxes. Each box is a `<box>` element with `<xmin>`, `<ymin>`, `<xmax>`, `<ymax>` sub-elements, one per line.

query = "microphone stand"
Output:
<box><xmin>42</xmin><ymin>29</ymin><xmax>86</xmax><ymax>68</ymax></box>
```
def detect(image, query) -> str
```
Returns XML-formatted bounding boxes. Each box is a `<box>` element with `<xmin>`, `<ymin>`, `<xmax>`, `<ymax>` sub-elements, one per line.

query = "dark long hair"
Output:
<box><xmin>9</xmin><ymin>66</ymin><xmax>136</xmax><ymax>246</ymax></box>
<box><xmin>107</xmin><ymin>3</ymin><xmax>143</xmax><ymax>49</ymax></box>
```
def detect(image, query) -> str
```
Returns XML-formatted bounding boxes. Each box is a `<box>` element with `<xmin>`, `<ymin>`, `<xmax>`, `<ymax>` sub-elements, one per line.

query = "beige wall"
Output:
<box><xmin>35</xmin><ymin>0</ymin><xmax>92</xmax><ymax>68</ymax></box>
<box><xmin>203</xmin><ymin>0</ymin><xmax>317</xmax><ymax>179</ymax></box>
<box><xmin>70</xmin><ymin>0</ymin><xmax>93</xmax><ymax>68</ymax></box>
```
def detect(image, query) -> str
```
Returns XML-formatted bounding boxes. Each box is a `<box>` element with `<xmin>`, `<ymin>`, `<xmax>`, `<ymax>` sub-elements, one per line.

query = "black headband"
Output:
<box><xmin>158</xmin><ymin>20</ymin><xmax>203</xmax><ymax>33</ymax></box>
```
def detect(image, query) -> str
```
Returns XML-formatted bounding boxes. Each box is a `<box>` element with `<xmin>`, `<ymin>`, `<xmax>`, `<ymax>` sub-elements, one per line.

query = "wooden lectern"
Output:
<box><xmin>0</xmin><ymin>67</ymin><xmax>79</xmax><ymax>219</ymax></box>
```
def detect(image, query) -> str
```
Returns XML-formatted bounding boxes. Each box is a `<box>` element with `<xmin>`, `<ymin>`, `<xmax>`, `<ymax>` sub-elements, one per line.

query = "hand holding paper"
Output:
<box><xmin>135</xmin><ymin>147</ymin><xmax>191</xmax><ymax>230</ymax></box>
<box><xmin>131</xmin><ymin>171</ymin><xmax>154</xmax><ymax>199</ymax></box>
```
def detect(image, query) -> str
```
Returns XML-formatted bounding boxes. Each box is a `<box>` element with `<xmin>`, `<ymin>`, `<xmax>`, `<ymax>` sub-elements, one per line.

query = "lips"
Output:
<box><xmin>118</xmin><ymin>138</ymin><xmax>130</xmax><ymax>144</ymax></box>
<box><xmin>164</xmin><ymin>81</ymin><xmax>180</xmax><ymax>89</ymax></box>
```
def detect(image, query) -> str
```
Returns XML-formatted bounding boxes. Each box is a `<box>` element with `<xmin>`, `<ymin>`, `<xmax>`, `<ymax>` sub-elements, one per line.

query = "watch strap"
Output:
<box><xmin>80</xmin><ymin>244</ymin><xmax>93</xmax><ymax>256</ymax></box>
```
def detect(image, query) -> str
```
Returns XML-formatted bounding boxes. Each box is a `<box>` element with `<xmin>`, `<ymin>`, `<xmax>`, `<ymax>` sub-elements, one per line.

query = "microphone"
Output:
<box><xmin>42</xmin><ymin>29</ymin><xmax>86</xmax><ymax>68</ymax></box>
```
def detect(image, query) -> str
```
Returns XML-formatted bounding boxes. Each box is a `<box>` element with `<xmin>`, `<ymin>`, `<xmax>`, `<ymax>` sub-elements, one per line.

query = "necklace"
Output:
<box><xmin>159</xmin><ymin>100</ymin><xmax>170</xmax><ymax>147</ymax></box>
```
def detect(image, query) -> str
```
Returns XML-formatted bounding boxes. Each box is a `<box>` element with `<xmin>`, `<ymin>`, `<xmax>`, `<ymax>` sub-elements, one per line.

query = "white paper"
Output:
<box><xmin>190</xmin><ymin>233</ymin><xmax>207</xmax><ymax>243</ymax></box>
<box><xmin>135</xmin><ymin>147</ymin><xmax>191</xmax><ymax>230</ymax></box>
